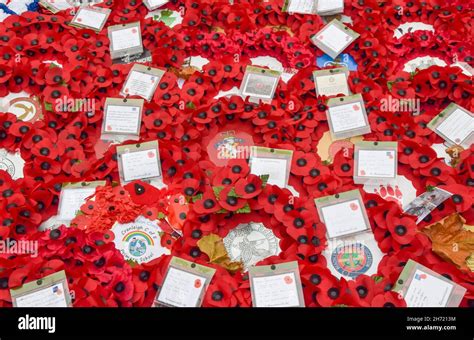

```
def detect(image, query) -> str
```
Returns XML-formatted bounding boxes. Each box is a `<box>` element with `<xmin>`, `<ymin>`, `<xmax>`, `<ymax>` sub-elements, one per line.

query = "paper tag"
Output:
<box><xmin>108</xmin><ymin>22</ymin><xmax>143</xmax><ymax>60</ymax></box>
<box><xmin>428</xmin><ymin>103</ymin><xmax>474</xmax><ymax>149</ymax></box>
<box><xmin>117</xmin><ymin>140</ymin><xmax>163</xmax><ymax>184</ymax></box>
<box><xmin>284</xmin><ymin>0</ymin><xmax>317</xmax><ymax>14</ymax></box>
<box><xmin>316</xmin><ymin>0</ymin><xmax>344</xmax><ymax>15</ymax></box>
<box><xmin>249</xmin><ymin>261</ymin><xmax>305</xmax><ymax>307</ymax></box>
<box><xmin>144</xmin><ymin>0</ymin><xmax>169</xmax><ymax>11</ymax></box>
<box><xmin>315</xmin><ymin>189</ymin><xmax>370</xmax><ymax>239</ymax></box>
<box><xmin>313</xmin><ymin>67</ymin><xmax>350</xmax><ymax>97</ymax></box>
<box><xmin>11</xmin><ymin>271</ymin><xmax>72</xmax><ymax>307</ymax></box>
<box><xmin>39</xmin><ymin>0</ymin><xmax>75</xmax><ymax>14</ymax></box>
<box><xmin>393</xmin><ymin>260</ymin><xmax>466</xmax><ymax>307</ymax></box>
<box><xmin>57</xmin><ymin>181</ymin><xmax>105</xmax><ymax>221</ymax></box>
<box><xmin>354</xmin><ymin>141</ymin><xmax>398</xmax><ymax>185</ymax></box>
<box><xmin>312</xmin><ymin>19</ymin><xmax>359</xmax><ymax>59</ymax></box>
<box><xmin>326</xmin><ymin>94</ymin><xmax>371</xmax><ymax>140</ymax></box>
<box><xmin>70</xmin><ymin>6</ymin><xmax>111</xmax><ymax>32</ymax></box>
<box><xmin>101</xmin><ymin>98</ymin><xmax>143</xmax><ymax>141</ymax></box>
<box><xmin>240</xmin><ymin>66</ymin><xmax>281</xmax><ymax>102</ymax></box>
<box><xmin>120</xmin><ymin>64</ymin><xmax>164</xmax><ymax>101</ymax></box>
<box><xmin>155</xmin><ymin>256</ymin><xmax>216</xmax><ymax>307</ymax></box>
<box><xmin>403</xmin><ymin>187</ymin><xmax>452</xmax><ymax>224</ymax></box>
<box><xmin>249</xmin><ymin>146</ymin><xmax>293</xmax><ymax>188</ymax></box>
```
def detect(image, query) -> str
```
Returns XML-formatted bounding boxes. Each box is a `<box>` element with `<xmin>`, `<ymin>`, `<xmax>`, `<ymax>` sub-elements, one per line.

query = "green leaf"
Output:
<box><xmin>235</xmin><ymin>203</ymin><xmax>251</xmax><ymax>214</ymax></box>
<box><xmin>212</xmin><ymin>186</ymin><xmax>224</xmax><ymax>200</ymax></box>
<box><xmin>44</xmin><ymin>102</ymin><xmax>53</xmax><ymax>112</ymax></box>
<box><xmin>191</xmin><ymin>193</ymin><xmax>203</xmax><ymax>202</ymax></box>
<box><xmin>227</xmin><ymin>187</ymin><xmax>238</xmax><ymax>197</ymax></box>
<box><xmin>426</xmin><ymin>185</ymin><xmax>436</xmax><ymax>192</ymax></box>
<box><xmin>259</xmin><ymin>174</ymin><xmax>270</xmax><ymax>186</ymax></box>
<box><xmin>186</xmin><ymin>102</ymin><xmax>196</xmax><ymax>110</ymax></box>
<box><xmin>373</xmin><ymin>275</ymin><xmax>384</xmax><ymax>283</ymax></box>
<box><xmin>126</xmin><ymin>259</ymin><xmax>139</xmax><ymax>267</ymax></box>
<box><xmin>386</xmin><ymin>81</ymin><xmax>394</xmax><ymax>92</ymax></box>
<box><xmin>157</xmin><ymin>212</ymin><xmax>166</xmax><ymax>220</ymax></box>
<box><xmin>216</xmin><ymin>208</ymin><xmax>228</xmax><ymax>214</ymax></box>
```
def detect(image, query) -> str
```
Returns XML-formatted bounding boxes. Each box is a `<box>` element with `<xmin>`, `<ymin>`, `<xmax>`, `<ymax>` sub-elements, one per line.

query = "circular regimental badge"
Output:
<box><xmin>331</xmin><ymin>242</ymin><xmax>373</xmax><ymax>278</ymax></box>
<box><xmin>223</xmin><ymin>222</ymin><xmax>280</xmax><ymax>269</ymax></box>
<box><xmin>8</xmin><ymin>97</ymin><xmax>41</xmax><ymax>122</ymax></box>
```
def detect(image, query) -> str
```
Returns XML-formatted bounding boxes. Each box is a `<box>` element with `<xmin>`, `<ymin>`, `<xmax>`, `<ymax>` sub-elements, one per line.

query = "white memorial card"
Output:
<box><xmin>71</xmin><ymin>7</ymin><xmax>110</xmax><ymax>32</ymax></box>
<box><xmin>252</xmin><ymin>273</ymin><xmax>300</xmax><ymax>307</ymax></box>
<box><xmin>435</xmin><ymin>109</ymin><xmax>473</xmax><ymax>148</ymax></box>
<box><xmin>154</xmin><ymin>257</ymin><xmax>216</xmax><ymax>307</ymax></box>
<box><xmin>315</xmin><ymin>189</ymin><xmax>370</xmax><ymax>239</ymax></box>
<box><xmin>121</xmin><ymin>149</ymin><xmax>161</xmax><ymax>182</ymax></box>
<box><xmin>393</xmin><ymin>260</ymin><xmax>466</xmax><ymax>307</ymax></box>
<box><xmin>326</xmin><ymin>94</ymin><xmax>370</xmax><ymax>139</ymax></box>
<box><xmin>157</xmin><ymin>267</ymin><xmax>207</xmax><ymax>307</ymax></box>
<box><xmin>57</xmin><ymin>182</ymin><xmax>104</xmax><ymax>221</ymax></box>
<box><xmin>250</xmin><ymin>158</ymin><xmax>288</xmax><ymax>188</ymax></box>
<box><xmin>11</xmin><ymin>271</ymin><xmax>72</xmax><ymax>308</ymax></box>
<box><xmin>104</xmin><ymin>105</ymin><xmax>141</xmax><ymax>134</ymax></box>
<box><xmin>121</xmin><ymin>65</ymin><xmax>164</xmax><ymax>101</ymax></box>
<box><xmin>312</xmin><ymin>20</ymin><xmax>359</xmax><ymax>59</ymax></box>
<box><xmin>249</xmin><ymin>262</ymin><xmax>304</xmax><ymax>308</ymax></box>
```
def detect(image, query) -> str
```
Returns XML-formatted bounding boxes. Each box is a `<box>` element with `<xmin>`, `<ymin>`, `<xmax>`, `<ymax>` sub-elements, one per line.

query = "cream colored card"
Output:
<box><xmin>70</xmin><ymin>7</ymin><xmax>110</xmax><ymax>32</ymax></box>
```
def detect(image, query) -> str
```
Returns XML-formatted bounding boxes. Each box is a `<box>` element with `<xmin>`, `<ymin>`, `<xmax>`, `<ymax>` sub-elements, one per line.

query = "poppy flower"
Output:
<box><xmin>386</xmin><ymin>211</ymin><xmax>417</xmax><ymax>245</ymax></box>
<box><xmin>371</xmin><ymin>291</ymin><xmax>406</xmax><ymax>307</ymax></box>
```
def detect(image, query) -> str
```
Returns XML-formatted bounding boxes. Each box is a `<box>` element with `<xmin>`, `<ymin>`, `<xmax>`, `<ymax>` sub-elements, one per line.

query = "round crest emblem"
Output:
<box><xmin>331</xmin><ymin>242</ymin><xmax>373</xmax><ymax>278</ymax></box>
<box><xmin>8</xmin><ymin>97</ymin><xmax>41</xmax><ymax>122</ymax></box>
<box><xmin>112</xmin><ymin>216</ymin><xmax>169</xmax><ymax>264</ymax></box>
<box><xmin>223</xmin><ymin>222</ymin><xmax>280</xmax><ymax>269</ymax></box>
<box><xmin>0</xmin><ymin>153</ymin><xmax>15</xmax><ymax>177</ymax></box>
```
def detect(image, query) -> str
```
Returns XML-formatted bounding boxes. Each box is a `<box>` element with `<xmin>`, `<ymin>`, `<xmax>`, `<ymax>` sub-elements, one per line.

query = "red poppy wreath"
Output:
<box><xmin>0</xmin><ymin>0</ymin><xmax>473</xmax><ymax>308</ymax></box>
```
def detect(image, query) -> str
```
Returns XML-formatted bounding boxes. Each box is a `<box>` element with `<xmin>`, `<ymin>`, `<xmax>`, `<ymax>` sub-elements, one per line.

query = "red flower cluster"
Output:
<box><xmin>0</xmin><ymin>0</ymin><xmax>472</xmax><ymax>308</ymax></box>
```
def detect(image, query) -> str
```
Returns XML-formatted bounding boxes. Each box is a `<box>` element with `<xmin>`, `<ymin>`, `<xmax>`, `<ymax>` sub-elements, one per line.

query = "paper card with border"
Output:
<box><xmin>311</xmin><ymin>19</ymin><xmax>359</xmax><ymax>59</ymax></box>
<box><xmin>120</xmin><ymin>64</ymin><xmax>165</xmax><ymax>102</ymax></box>
<box><xmin>313</xmin><ymin>67</ymin><xmax>350</xmax><ymax>97</ymax></box>
<box><xmin>282</xmin><ymin>0</ymin><xmax>317</xmax><ymax>15</ymax></box>
<box><xmin>39</xmin><ymin>0</ymin><xmax>75</xmax><ymax>13</ymax></box>
<box><xmin>101</xmin><ymin>98</ymin><xmax>144</xmax><ymax>142</ymax></box>
<box><xmin>240</xmin><ymin>66</ymin><xmax>281</xmax><ymax>103</ymax></box>
<box><xmin>427</xmin><ymin>103</ymin><xmax>474</xmax><ymax>149</ymax></box>
<box><xmin>117</xmin><ymin>140</ymin><xmax>163</xmax><ymax>185</ymax></box>
<box><xmin>144</xmin><ymin>0</ymin><xmax>169</xmax><ymax>11</ymax></box>
<box><xmin>326</xmin><ymin>94</ymin><xmax>371</xmax><ymax>140</ymax></box>
<box><xmin>70</xmin><ymin>6</ymin><xmax>111</xmax><ymax>32</ymax></box>
<box><xmin>11</xmin><ymin>271</ymin><xmax>72</xmax><ymax>307</ymax></box>
<box><xmin>314</xmin><ymin>189</ymin><xmax>371</xmax><ymax>239</ymax></box>
<box><xmin>249</xmin><ymin>146</ymin><xmax>293</xmax><ymax>189</ymax></box>
<box><xmin>154</xmin><ymin>256</ymin><xmax>216</xmax><ymax>307</ymax></box>
<box><xmin>393</xmin><ymin>259</ymin><xmax>466</xmax><ymax>307</ymax></box>
<box><xmin>403</xmin><ymin>187</ymin><xmax>452</xmax><ymax>224</ymax></box>
<box><xmin>108</xmin><ymin>22</ymin><xmax>144</xmax><ymax>60</ymax></box>
<box><xmin>57</xmin><ymin>181</ymin><xmax>105</xmax><ymax>222</ymax></box>
<box><xmin>316</xmin><ymin>0</ymin><xmax>344</xmax><ymax>15</ymax></box>
<box><xmin>353</xmin><ymin>141</ymin><xmax>398</xmax><ymax>185</ymax></box>
<box><xmin>249</xmin><ymin>261</ymin><xmax>305</xmax><ymax>307</ymax></box>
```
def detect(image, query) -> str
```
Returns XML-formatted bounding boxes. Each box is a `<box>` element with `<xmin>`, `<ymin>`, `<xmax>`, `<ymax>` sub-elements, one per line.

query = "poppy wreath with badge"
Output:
<box><xmin>0</xmin><ymin>0</ymin><xmax>472</xmax><ymax>307</ymax></box>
